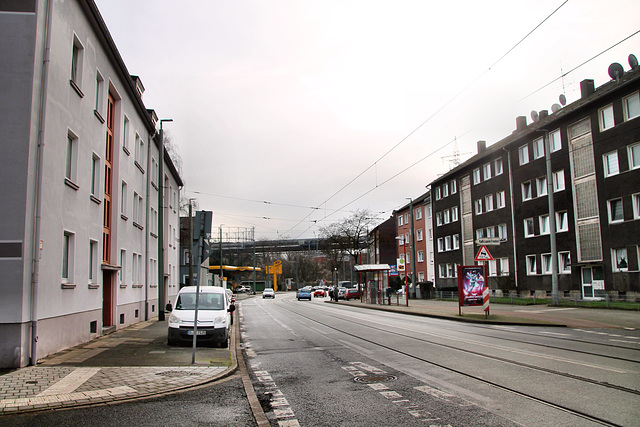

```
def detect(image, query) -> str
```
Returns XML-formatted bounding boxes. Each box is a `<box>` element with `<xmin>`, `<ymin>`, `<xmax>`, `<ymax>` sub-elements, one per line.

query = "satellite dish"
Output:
<box><xmin>551</xmin><ymin>103</ymin><xmax>561</xmax><ymax>113</ymax></box>
<box><xmin>608</xmin><ymin>63</ymin><xmax>624</xmax><ymax>80</ymax></box>
<box><xmin>629</xmin><ymin>54</ymin><xmax>639</xmax><ymax>69</ymax></box>
<box><xmin>530</xmin><ymin>110</ymin><xmax>539</xmax><ymax>122</ymax></box>
<box><xmin>559</xmin><ymin>94</ymin><xmax>567</xmax><ymax>106</ymax></box>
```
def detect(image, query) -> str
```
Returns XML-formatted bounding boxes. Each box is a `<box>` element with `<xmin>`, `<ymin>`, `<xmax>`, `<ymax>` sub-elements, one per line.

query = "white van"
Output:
<box><xmin>167</xmin><ymin>286</ymin><xmax>236</xmax><ymax>347</ymax></box>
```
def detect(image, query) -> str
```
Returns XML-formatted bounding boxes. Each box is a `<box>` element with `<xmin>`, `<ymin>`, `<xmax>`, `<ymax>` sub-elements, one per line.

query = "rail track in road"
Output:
<box><xmin>264</xmin><ymin>296</ymin><xmax>640</xmax><ymax>427</ymax></box>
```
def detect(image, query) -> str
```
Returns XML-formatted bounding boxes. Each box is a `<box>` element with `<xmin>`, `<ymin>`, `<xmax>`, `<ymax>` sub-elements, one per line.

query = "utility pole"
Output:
<box><xmin>544</xmin><ymin>131</ymin><xmax>559</xmax><ymax>305</ymax></box>
<box><xmin>188</xmin><ymin>200</ymin><xmax>194</xmax><ymax>287</ymax></box>
<box><xmin>408</xmin><ymin>198</ymin><xmax>417</xmax><ymax>300</ymax></box>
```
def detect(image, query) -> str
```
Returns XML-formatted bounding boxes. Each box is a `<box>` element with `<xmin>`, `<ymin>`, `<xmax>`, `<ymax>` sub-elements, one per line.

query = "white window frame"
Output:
<box><xmin>599</xmin><ymin>104</ymin><xmax>615</xmax><ymax>131</ymax></box>
<box><xmin>119</xmin><ymin>249</ymin><xmax>126</xmax><ymax>285</ymax></box>
<box><xmin>522</xmin><ymin>181</ymin><xmax>532</xmax><ymax>201</ymax></box>
<box><xmin>484</xmin><ymin>194</ymin><xmax>493</xmax><ymax>212</ymax></box>
<box><xmin>435</xmin><ymin>187</ymin><xmax>441</xmax><ymax>200</ymax></box>
<box><xmin>633</xmin><ymin>193</ymin><xmax>640</xmax><ymax>219</ymax></box>
<box><xmin>443</xmin><ymin>209</ymin><xmax>450</xmax><ymax>224</ymax></box>
<box><xmin>553</xmin><ymin>170</ymin><xmax>565</xmax><ymax>192</ymax></box>
<box><xmin>603</xmin><ymin>150</ymin><xmax>620</xmax><ymax>177</ymax></box>
<box><xmin>415</xmin><ymin>207</ymin><xmax>422</xmax><ymax>220</ymax></box>
<box><xmin>437</xmin><ymin>238</ymin><xmax>444</xmax><ymax>252</ymax></box>
<box><xmin>608</xmin><ymin>198</ymin><xmax>624</xmax><ymax>223</ymax></box>
<box><xmin>94</xmin><ymin>71</ymin><xmax>104</xmax><ymax>118</ymax></box>
<box><xmin>443</xmin><ymin>184</ymin><xmax>449</xmax><ymax>197</ymax></box>
<box><xmin>498</xmin><ymin>223</ymin><xmax>507</xmax><ymax>240</ymax></box>
<box><xmin>398</xmin><ymin>215</ymin><xmax>403</xmax><ymax>226</ymax></box>
<box><xmin>541</xmin><ymin>253</ymin><xmax>552</xmax><ymax>274</ymax></box>
<box><xmin>519</xmin><ymin>144</ymin><xmax>529</xmax><ymax>165</ymax></box>
<box><xmin>482</xmin><ymin>162</ymin><xmax>492</xmax><ymax>180</ymax></box>
<box><xmin>526</xmin><ymin>255</ymin><xmax>537</xmax><ymax>275</ymax></box>
<box><xmin>629</xmin><ymin>142</ymin><xmax>640</xmax><ymax>170</ymax></box>
<box><xmin>496</xmin><ymin>191</ymin><xmax>505</xmax><ymax>209</ymax></box>
<box><xmin>120</xmin><ymin>181</ymin><xmax>128</xmax><ymax>218</ymax></box>
<box><xmin>65</xmin><ymin>130</ymin><xmax>78</xmax><ymax>184</ymax></box>
<box><xmin>494</xmin><ymin>158</ymin><xmax>503</xmax><ymax>175</ymax></box>
<box><xmin>122</xmin><ymin>115</ymin><xmax>130</xmax><ymax>154</ymax></box>
<box><xmin>62</xmin><ymin>231</ymin><xmax>75</xmax><ymax>283</ymax></box>
<box><xmin>475</xmin><ymin>199</ymin><xmax>483</xmax><ymax>215</ymax></box>
<box><xmin>417</xmin><ymin>250</ymin><xmax>424</xmax><ymax>263</ymax></box>
<box><xmin>539</xmin><ymin>214</ymin><xmax>550</xmax><ymax>235</ymax></box>
<box><xmin>89</xmin><ymin>239</ymin><xmax>98</xmax><ymax>283</ymax></box>
<box><xmin>451</xmin><ymin>206</ymin><xmax>458</xmax><ymax>222</ymax></box>
<box><xmin>416</xmin><ymin>228</ymin><xmax>423</xmax><ymax>241</ymax></box>
<box><xmin>559</xmin><ymin>251</ymin><xmax>571</xmax><ymax>274</ymax></box>
<box><xmin>536</xmin><ymin>176</ymin><xmax>547</xmax><ymax>197</ymax></box>
<box><xmin>473</xmin><ymin>168</ymin><xmax>481</xmax><ymax>184</ymax></box>
<box><xmin>90</xmin><ymin>153</ymin><xmax>100</xmax><ymax>197</ymax></box>
<box><xmin>436</xmin><ymin>212</ymin><xmax>442</xmax><ymax>226</ymax></box>
<box><xmin>524</xmin><ymin>218</ymin><xmax>535</xmax><ymax>237</ymax></box>
<box><xmin>612</xmin><ymin>248</ymin><xmax>628</xmax><ymax>272</ymax></box>
<box><xmin>550</xmin><ymin>129</ymin><xmax>561</xmax><ymax>152</ymax></box>
<box><xmin>623</xmin><ymin>91</ymin><xmax>640</xmax><ymax>122</ymax></box>
<box><xmin>533</xmin><ymin>137</ymin><xmax>544</xmax><ymax>159</ymax></box>
<box><xmin>556</xmin><ymin>211</ymin><xmax>568</xmax><ymax>232</ymax></box>
<box><xmin>452</xmin><ymin>234</ymin><xmax>460</xmax><ymax>249</ymax></box>
<box><xmin>71</xmin><ymin>34</ymin><xmax>84</xmax><ymax>88</ymax></box>
<box><xmin>450</xmin><ymin>180</ymin><xmax>457</xmax><ymax>194</ymax></box>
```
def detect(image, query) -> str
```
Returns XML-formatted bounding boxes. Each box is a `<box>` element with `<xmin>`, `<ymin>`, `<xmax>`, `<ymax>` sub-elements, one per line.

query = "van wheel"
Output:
<box><xmin>167</xmin><ymin>335</ymin><xmax>177</xmax><ymax>346</ymax></box>
<box><xmin>218</xmin><ymin>338</ymin><xmax>228</xmax><ymax>348</ymax></box>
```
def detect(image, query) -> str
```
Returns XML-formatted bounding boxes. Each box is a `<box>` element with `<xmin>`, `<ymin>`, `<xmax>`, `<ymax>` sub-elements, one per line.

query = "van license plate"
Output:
<box><xmin>187</xmin><ymin>330</ymin><xmax>206</xmax><ymax>335</ymax></box>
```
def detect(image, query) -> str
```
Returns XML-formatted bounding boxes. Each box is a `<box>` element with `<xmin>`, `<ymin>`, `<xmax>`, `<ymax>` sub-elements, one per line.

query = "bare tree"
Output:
<box><xmin>319</xmin><ymin>209</ymin><xmax>376</xmax><ymax>271</ymax></box>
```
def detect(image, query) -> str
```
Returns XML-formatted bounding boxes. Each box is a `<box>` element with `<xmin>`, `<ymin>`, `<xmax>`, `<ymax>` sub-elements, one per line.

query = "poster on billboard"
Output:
<box><xmin>457</xmin><ymin>265</ymin><xmax>488</xmax><ymax>307</ymax></box>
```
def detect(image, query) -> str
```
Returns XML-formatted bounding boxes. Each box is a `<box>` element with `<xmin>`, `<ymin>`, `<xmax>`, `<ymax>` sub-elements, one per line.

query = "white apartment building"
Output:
<box><xmin>0</xmin><ymin>0</ymin><xmax>182</xmax><ymax>368</ymax></box>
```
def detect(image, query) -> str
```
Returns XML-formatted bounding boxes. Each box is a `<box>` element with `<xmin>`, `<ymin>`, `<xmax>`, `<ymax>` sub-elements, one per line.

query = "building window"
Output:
<box><xmin>533</xmin><ymin>137</ymin><xmax>544</xmax><ymax>159</ymax></box>
<box><xmin>122</xmin><ymin>116</ymin><xmax>130</xmax><ymax>154</ymax></box>
<box><xmin>398</xmin><ymin>216</ymin><xmax>404</xmax><ymax>226</ymax></box>
<box><xmin>603</xmin><ymin>151</ymin><xmax>619</xmax><ymax>177</ymax></box>
<box><xmin>628</xmin><ymin>142</ymin><xmax>640</xmax><ymax>170</ymax></box>
<box><xmin>437</xmin><ymin>238</ymin><xmax>444</xmax><ymax>252</ymax></box>
<box><xmin>526</xmin><ymin>255</ymin><xmax>537</xmax><ymax>275</ymax></box>
<box><xmin>633</xmin><ymin>193</ymin><xmax>640</xmax><ymax>219</ymax></box>
<box><xmin>417</xmin><ymin>251</ymin><xmax>424</xmax><ymax>263</ymax></box>
<box><xmin>445</xmin><ymin>236</ymin><xmax>452</xmax><ymax>251</ymax></box>
<box><xmin>608</xmin><ymin>198</ymin><xmax>624</xmax><ymax>223</ymax></box>
<box><xmin>498</xmin><ymin>223</ymin><xmax>507</xmax><ymax>240</ymax></box>
<box><xmin>539</xmin><ymin>214</ymin><xmax>550</xmax><ymax>235</ymax></box>
<box><xmin>473</xmin><ymin>168</ymin><xmax>481</xmax><ymax>184</ymax></box>
<box><xmin>475</xmin><ymin>199</ymin><xmax>483</xmax><ymax>215</ymax></box>
<box><xmin>120</xmin><ymin>181</ymin><xmax>127</xmax><ymax>218</ymax></box>
<box><xmin>62</xmin><ymin>231</ymin><xmax>74</xmax><ymax>283</ymax></box>
<box><xmin>89</xmin><ymin>240</ymin><xmax>98</xmax><ymax>283</ymax></box>
<box><xmin>451</xmin><ymin>206</ymin><xmax>458</xmax><ymax>222</ymax></box>
<box><xmin>612</xmin><ymin>248</ymin><xmax>628</xmax><ymax>272</ymax></box>
<box><xmin>65</xmin><ymin>131</ymin><xmax>78</xmax><ymax>183</ymax></box>
<box><xmin>71</xmin><ymin>35</ymin><xmax>84</xmax><ymax>89</ymax></box>
<box><xmin>522</xmin><ymin>181</ymin><xmax>532</xmax><ymax>201</ymax></box>
<box><xmin>536</xmin><ymin>176</ymin><xmax>547</xmax><ymax>197</ymax></box>
<box><xmin>436</xmin><ymin>212</ymin><xmax>442</xmax><ymax>226</ymax></box>
<box><xmin>90</xmin><ymin>154</ymin><xmax>100</xmax><ymax>197</ymax></box>
<box><xmin>443</xmin><ymin>184</ymin><xmax>449</xmax><ymax>197</ymax></box>
<box><xmin>94</xmin><ymin>71</ymin><xmax>104</xmax><ymax>119</ymax></box>
<box><xmin>524</xmin><ymin>218</ymin><xmax>535</xmax><ymax>237</ymax></box>
<box><xmin>496</xmin><ymin>191</ymin><xmax>505</xmax><ymax>209</ymax></box>
<box><xmin>559</xmin><ymin>252</ymin><xmax>571</xmax><ymax>274</ymax></box>
<box><xmin>435</xmin><ymin>187</ymin><xmax>441</xmax><ymax>200</ymax></box>
<box><xmin>404</xmin><ymin>213</ymin><xmax>409</xmax><ymax>224</ymax></box>
<box><xmin>134</xmin><ymin>133</ymin><xmax>145</xmax><ymax>170</ymax></box>
<box><xmin>133</xmin><ymin>192</ymin><xmax>140</xmax><ymax>225</ymax></box>
<box><xmin>483</xmin><ymin>163</ymin><xmax>492</xmax><ymax>180</ymax></box>
<box><xmin>151</xmin><ymin>207</ymin><xmax>158</xmax><ymax>235</ymax></box>
<box><xmin>119</xmin><ymin>249</ymin><xmax>126</xmax><ymax>285</ymax></box>
<box><xmin>416</xmin><ymin>228</ymin><xmax>423</xmax><ymax>241</ymax></box>
<box><xmin>494</xmin><ymin>158</ymin><xmax>503</xmax><ymax>175</ymax></box>
<box><xmin>553</xmin><ymin>170</ymin><xmax>565</xmax><ymax>192</ymax></box>
<box><xmin>519</xmin><ymin>145</ymin><xmax>529</xmax><ymax>165</ymax></box>
<box><xmin>443</xmin><ymin>209</ymin><xmax>450</xmax><ymax>224</ymax></box>
<box><xmin>556</xmin><ymin>211</ymin><xmax>568</xmax><ymax>232</ymax></box>
<box><xmin>550</xmin><ymin>129</ymin><xmax>561</xmax><ymax>152</ymax></box>
<box><xmin>415</xmin><ymin>207</ymin><xmax>422</xmax><ymax>220</ymax></box>
<box><xmin>451</xmin><ymin>180</ymin><xmax>457</xmax><ymax>194</ymax></box>
<box><xmin>623</xmin><ymin>92</ymin><xmax>640</xmax><ymax>121</ymax></box>
<box><xmin>599</xmin><ymin>104</ymin><xmax>614</xmax><ymax>131</ymax></box>
<box><xmin>484</xmin><ymin>195</ymin><xmax>493</xmax><ymax>212</ymax></box>
<box><xmin>452</xmin><ymin>234</ymin><xmax>460</xmax><ymax>249</ymax></box>
<box><xmin>541</xmin><ymin>253</ymin><xmax>552</xmax><ymax>274</ymax></box>
<box><xmin>489</xmin><ymin>258</ymin><xmax>510</xmax><ymax>276</ymax></box>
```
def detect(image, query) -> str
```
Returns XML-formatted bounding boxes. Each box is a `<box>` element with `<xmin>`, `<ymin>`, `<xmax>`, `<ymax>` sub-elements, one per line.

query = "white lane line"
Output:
<box><xmin>37</xmin><ymin>367</ymin><xmax>100</xmax><ymax>396</ymax></box>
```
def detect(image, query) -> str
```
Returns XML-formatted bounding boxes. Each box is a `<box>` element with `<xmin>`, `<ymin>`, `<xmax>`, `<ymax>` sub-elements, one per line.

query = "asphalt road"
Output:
<box><xmin>241</xmin><ymin>293</ymin><xmax>640</xmax><ymax>426</ymax></box>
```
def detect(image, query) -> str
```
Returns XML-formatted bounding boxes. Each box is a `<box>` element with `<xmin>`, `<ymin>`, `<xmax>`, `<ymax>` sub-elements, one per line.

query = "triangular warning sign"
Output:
<box><xmin>475</xmin><ymin>245</ymin><xmax>494</xmax><ymax>261</ymax></box>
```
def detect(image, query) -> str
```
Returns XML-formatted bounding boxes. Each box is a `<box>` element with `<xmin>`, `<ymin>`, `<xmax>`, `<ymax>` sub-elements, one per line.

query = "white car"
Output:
<box><xmin>167</xmin><ymin>286</ymin><xmax>236</xmax><ymax>347</ymax></box>
<box><xmin>262</xmin><ymin>288</ymin><xmax>275</xmax><ymax>299</ymax></box>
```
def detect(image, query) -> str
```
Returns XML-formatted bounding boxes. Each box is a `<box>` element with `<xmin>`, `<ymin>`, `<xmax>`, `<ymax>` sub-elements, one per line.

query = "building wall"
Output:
<box><xmin>0</xmin><ymin>0</ymin><xmax>182</xmax><ymax>368</ymax></box>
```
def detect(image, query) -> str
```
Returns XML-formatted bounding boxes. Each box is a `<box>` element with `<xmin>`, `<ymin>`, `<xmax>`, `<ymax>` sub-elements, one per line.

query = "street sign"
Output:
<box><xmin>397</xmin><ymin>258</ymin><xmax>405</xmax><ymax>272</ymax></box>
<box><xmin>475</xmin><ymin>237</ymin><xmax>502</xmax><ymax>246</ymax></box>
<box><xmin>475</xmin><ymin>245</ymin><xmax>494</xmax><ymax>261</ymax></box>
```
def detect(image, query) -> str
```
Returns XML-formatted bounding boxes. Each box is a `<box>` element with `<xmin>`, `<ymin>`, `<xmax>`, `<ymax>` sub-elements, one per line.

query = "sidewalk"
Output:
<box><xmin>1</xmin><ymin>294</ymin><xmax>638</xmax><ymax>415</ymax></box>
<box><xmin>0</xmin><ymin>315</ymin><xmax>239</xmax><ymax>414</ymax></box>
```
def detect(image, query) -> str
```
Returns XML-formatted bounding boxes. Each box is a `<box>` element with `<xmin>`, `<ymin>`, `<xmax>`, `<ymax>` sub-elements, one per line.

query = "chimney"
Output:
<box><xmin>580</xmin><ymin>79</ymin><xmax>595</xmax><ymax>99</ymax></box>
<box><xmin>539</xmin><ymin>110</ymin><xmax>549</xmax><ymax>120</ymax></box>
<box><xmin>477</xmin><ymin>140</ymin><xmax>486</xmax><ymax>154</ymax></box>
<box><xmin>515</xmin><ymin>116</ymin><xmax>527</xmax><ymax>132</ymax></box>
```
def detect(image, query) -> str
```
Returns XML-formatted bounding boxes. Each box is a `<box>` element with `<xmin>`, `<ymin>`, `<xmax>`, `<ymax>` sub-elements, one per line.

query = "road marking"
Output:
<box><xmin>610</xmin><ymin>339</ymin><xmax>640</xmax><ymax>345</ymax></box>
<box><xmin>252</xmin><ymin>369</ymin><xmax>300</xmax><ymax>426</ymax></box>
<box><xmin>37</xmin><ymin>368</ymin><xmax>100</xmax><ymax>396</ymax></box>
<box><xmin>513</xmin><ymin>307</ymin><xmax>577</xmax><ymax>313</ymax></box>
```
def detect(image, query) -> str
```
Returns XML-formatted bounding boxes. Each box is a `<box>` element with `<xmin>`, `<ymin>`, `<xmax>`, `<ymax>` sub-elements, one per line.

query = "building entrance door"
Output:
<box><xmin>102</xmin><ymin>271</ymin><xmax>114</xmax><ymax>326</ymax></box>
<box><xmin>581</xmin><ymin>266</ymin><xmax>604</xmax><ymax>299</ymax></box>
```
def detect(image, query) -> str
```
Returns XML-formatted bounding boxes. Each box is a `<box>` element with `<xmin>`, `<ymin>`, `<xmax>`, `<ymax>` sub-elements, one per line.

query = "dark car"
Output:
<box><xmin>344</xmin><ymin>288</ymin><xmax>361</xmax><ymax>300</ymax></box>
<box><xmin>297</xmin><ymin>287</ymin><xmax>312</xmax><ymax>301</ymax></box>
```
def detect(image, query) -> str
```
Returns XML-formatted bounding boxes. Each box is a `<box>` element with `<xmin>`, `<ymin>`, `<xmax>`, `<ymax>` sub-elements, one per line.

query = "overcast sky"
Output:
<box><xmin>94</xmin><ymin>0</ymin><xmax>639</xmax><ymax>241</ymax></box>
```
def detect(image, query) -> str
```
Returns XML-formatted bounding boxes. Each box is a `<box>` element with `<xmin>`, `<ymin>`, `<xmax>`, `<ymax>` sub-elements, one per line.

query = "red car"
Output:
<box><xmin>344</xmin><ymin>288</ymin><xmax>361</xmax><ymax>300</ymax></box>
<box><xmin>313</xmin><ymin>289</ymin><xmax>326</xmax><ymax>297</ymax></box>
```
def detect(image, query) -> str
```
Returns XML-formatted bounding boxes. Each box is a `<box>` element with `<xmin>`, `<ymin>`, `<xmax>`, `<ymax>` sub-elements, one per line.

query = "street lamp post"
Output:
<box><xmin>408</xmin><ymin>197</ymin><xmax>417</xmax><ymax>300</ymax></box>
<box><xmin>396</xmin><ymin>235</ymin><xmax>408</xmax><ymax>307</ymax></box>
<box><xmin>158</xmin><ymin>118</ymin><xmax>172</xmax><ymax>321</ymax></box>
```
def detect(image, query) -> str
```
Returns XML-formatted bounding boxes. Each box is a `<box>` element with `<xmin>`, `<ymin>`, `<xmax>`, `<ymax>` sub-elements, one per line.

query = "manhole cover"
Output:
<box><xmin>353</xmin><ymin>374</ymin><xmax>397</xmax><ymax>383</ymax></box>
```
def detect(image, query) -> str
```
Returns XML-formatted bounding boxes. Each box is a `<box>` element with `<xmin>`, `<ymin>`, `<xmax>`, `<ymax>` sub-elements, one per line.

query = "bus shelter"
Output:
<box><xmin>354</xmin><ymin>264</ymin><xmax>390</xmax><ymax>305</ymax></box>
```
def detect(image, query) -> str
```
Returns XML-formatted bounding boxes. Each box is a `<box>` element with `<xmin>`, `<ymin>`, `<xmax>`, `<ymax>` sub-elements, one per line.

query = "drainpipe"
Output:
<box><xmin>30</xmin><ymin>0</ymin><xmax>53</xmax><ymax>366</ymax></box>
<box><xmin>144</xmin><ymin>133</ymin><xmax>151</xmax><ymax>320</ymax></box>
